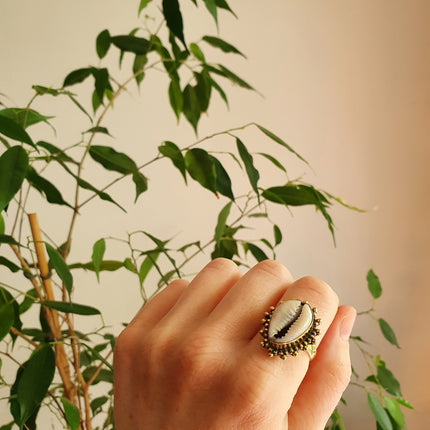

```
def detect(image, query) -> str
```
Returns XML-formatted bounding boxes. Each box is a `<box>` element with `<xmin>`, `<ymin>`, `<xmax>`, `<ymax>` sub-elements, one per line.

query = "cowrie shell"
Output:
<box><xmin>260</xmin><ymin>299</ymin><xmax>321</xmax><ymax>359</ymax></box>
<box><xmin>269</xmin><ymin>300</ymin><xmax>314</xmax><ymax>344</ymax></box>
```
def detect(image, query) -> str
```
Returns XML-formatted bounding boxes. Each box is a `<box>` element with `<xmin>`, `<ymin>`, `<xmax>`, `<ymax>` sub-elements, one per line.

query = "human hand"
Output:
<box><xmin>114</xmin><ymin>259</ymin><xmax>356</xmax><ymax>429</ymax></box>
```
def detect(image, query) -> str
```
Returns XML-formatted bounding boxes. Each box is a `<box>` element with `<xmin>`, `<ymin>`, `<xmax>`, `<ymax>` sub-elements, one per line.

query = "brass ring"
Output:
<box><xmin>260</xmin><ymin>299</ymin><xmax>321</xmax><ymax>360</ymax></box>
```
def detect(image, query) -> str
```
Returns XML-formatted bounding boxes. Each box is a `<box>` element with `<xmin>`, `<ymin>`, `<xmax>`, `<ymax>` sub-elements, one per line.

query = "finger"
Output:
<box><xmin>288</xmin><ymin>305</ymin><xmax>356</xmax><ymax>429</ymax></box>
<box><xmin>243</xmin><ymin>276</ymin><xmax>340</xmax><ymax>407</ymax></box>
<box><xmin>159</xmin><ymin>258</ymin><xmax>241</xmax><ymax>331</ymax></box>
<box><xmin>127</xmin><ymin>279</ymin><xmax>189</xmax><ymax>330</ymax></box>
<box><xmin>206</xmin><ymin>260</ymin><xmax>294</xmax><ymax>340</ymax></box>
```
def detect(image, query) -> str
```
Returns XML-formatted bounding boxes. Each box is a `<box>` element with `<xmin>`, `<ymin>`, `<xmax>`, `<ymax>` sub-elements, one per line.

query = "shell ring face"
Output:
<box><xmin>260</xmin><ymin>300</ymin><xmax>321</xmax><ymax>359</ymax></box>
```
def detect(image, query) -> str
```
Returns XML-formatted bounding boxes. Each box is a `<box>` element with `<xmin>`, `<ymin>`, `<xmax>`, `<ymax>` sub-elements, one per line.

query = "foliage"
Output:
<box><xmin>0</xmin><ymin>1</ymin><xmax>410</xmax><ymax>429</ymax></box>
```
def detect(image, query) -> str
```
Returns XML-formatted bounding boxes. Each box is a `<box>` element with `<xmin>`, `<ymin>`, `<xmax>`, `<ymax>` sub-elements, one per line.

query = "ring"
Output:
<box><xmin>260</xmin><ymin>299</ymin><xmax>321</xmax><ymax>360</ymax></box>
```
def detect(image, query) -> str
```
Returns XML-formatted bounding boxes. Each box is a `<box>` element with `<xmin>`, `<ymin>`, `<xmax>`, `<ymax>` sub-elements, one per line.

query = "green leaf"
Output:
<box><xmin>0</xmin><ymin>256</ymin><xmax>21</xmax><ymax>273</ymax></box>
<box><xmin>90</xmin><ymin>396</ymin><xmax>109</xmax><ymax>415</ymax></box>
<box><xmin>377</xmin><ymin>363</ymin><xmax>402</xmax><ymax>397</ymax></box>
<box><xmin>0</xmin><ymin>146</ymin><xmax>29</xmax><ymax>212</ymax></box>
<box><xmin>32</xmin><ymin>85</ymin><xmax>61</xmax><ymax>96</ymax></box>
<box><xmin>133</xmin><ymin>54</ymin><xmax>147</xmax><ymax>86</ymax></box>
<box><xmin>82</xmin><ymin>367</ymin><xmax>113</xmax><ymax>385</ymax></box>
<box><xmin>263</xmin><ymin>185</ymin><xmax>328</xmax><ymax>207</ymax></box>
<box><xmin>45</xmin><ymin>243</ymin><xmax>73</xmax><ymax>295</ymax></box>
<box><xmin>255</xmin><ymin>124</ymin><xmax>308</xmax><ymax>164</ymax></box>
<box><xmin>263</xmin><ymin>185</ymin><xmax>335</xmax><ymax>241</ymax></box>
<box><xmin>0</xmin><ymin>287</ymin><xmax>15</xmax><ymax>341</ymax></box>
<box><xmin>0</xmin><ymin>115</ymin><xmax>35</xmax><ymax>148</ymax></box>
<box><xmin>42</xmin><ymin>300</ymin><xmax>101</xmax><ymax>316</ymax></box>
<box><xmin>61</xmin><ymin>397</ymin><xmax>81</xmax><ymax>430</ymax></box>
<box><xmin>92</xmin><ymin>68</ymin><xmax>110</xmax><ymax>103</ymax></box>
<box><xmin>323</xmin><ymin>191</ymin><xmax>366</xmax><ymax>213</ymax></box>
<box><xmin>168</xmin><ymin>30</ymin><xmax>183</xmax><ymax>60</ymax></box>
<box><xmin>214</xmin><ymin>202</ymin><xmax>232</xmax><ymax>242</ymax></box>
<box><xmin>274</xmin><ymin>224</ymin><xmax>282</xmax><ymax>245</ymax></box>
<box><xmin>182</xmin><ymin>84</ymin><xmax>201</xmax><ymax>131</ymax></box>
<box><xmin>185</xmin><ymin>148</ymin><xmax>217</xmax><ymax>194</ymax></box>
<box><xmin>143</xmin><ymin>232</ymin><xmax>181</xmax><ymax>279</ymax></box>
<box><xmin>257</xmin><ymin>152</ymin><xmax>287</xmax><ymax>173</ymax></box>
<box><xmin>208</xmin><ymin>64</ymin><xmax>254</xmax><ymax>91</ymax></box>
<box><xmin>111</xmin><ymin>35</ymin><xmax>152</xmax><ymax>55</ymax></box>
<box><xmin>63</xmin><ymin>68</ymin><xmax>92</xmax><ymax>87</ymax></box>
<box><xmin>89</xmin><ymin>145</ymin><xmax>137</xmax><ymax>174</ymax></box>
<box><xmin>132</xmin><ymin>171</ymin><xmax>148</xmax><ymax>202</ymax></box>
<box><xmin>159</xmin><ymin>141</ymin><xmax>187</xmax><ymax>183</ymax></box>
<box><xmin>86</xmin><ymin>126</ymin><xmax>111</xmax><ymax>136</ymax></box>
<box><xmin>395</xmin><ymin>397</ymin><xmax>413</xmax><ymax>409</ymax></box>
<box><xmin>0</xmin><ymin>234</ymin><xmax>20</xmax><ymax>246</ymax></box>
<box><xmin>139</xmin><ymin>252</ymin><xmax>160</xmax><ymax>285</ymax></box>
<box><xmin>202</xmin><ymin>0</ymin><xmax>218</xmax><ymax>24</ymax></box>
<box><xmin>368</xmin><ymin>394</ymin><xmax>393</xmax><ymax>430</ymax></box>
<box><xmin>75</xmin><ymin>175</ymin><xmax>125</xmax><ymax>211</ymax></box>
<box><xmin>168</xmin><ymin>79</ymin><xmax>183</xmax><ymax>121</ymax></box>
<box><xmin>162</xmin><ymin>0</ymin><xmax>187</xmax><ymax>50</ymax></box>
<box><xmin>92</xmin><ymin>89</ymin><xmax>102</xmax><ymax>113</ymax></box>
<box><xmin>81</xmin><ymin>342</ymin><xmax>113</xmax><ymax>371</ymax></box>
<box><xmin>16</xmin><ymin>346</ymin><xmax>56</xmax><ymax>426</ymax></box>
<box><xmin>367</xmin><ymin>269</ymin><xmax>382</xmax><ymax>299</ymax></box>
<box><xmin>69</xmin><ymin>260</ymin><xmax>124</xmax><ymax>272</ymax></box>
<box><xmin>177</xmin><ymin>241</ymin><xmax>201</xmax><ymax>253</ymax></box>
<box><xmin>19</xmin><ymin>290</ymin><xmax>38</xmax><ymax>315</ymax></box>
<box><xmin>0</xmin><ymin>212</ymin><xmax>4</xmax><ymax>234</ymax></box>
<box><xmin>96</xmin><ymin>29</ymin><xmax>111</xmax><ymax>59</ymax></box>
<box><xmin>212</xmin><ymin>156</ymin><xmax>234</xmax><ymax>200</ymax></box>
<box><xmin>0</xmin><ymin>108</ymin><xmax>54</xmax><ymax>129</ymax></box>
<box><xmin>215</xmin><ymin>0</ymin><xmax>237</xmax><ymax>17</ymax></box>
<box><xmin>194</xmin><ymin>70</ymin><xmax>212</xmax><ymax>112</ymax></box>
<box><xmin>384</xmin><ymin>397</ymin><xmax>406</xmax><ymax>428</ymax></box>
<box><xmin>202</xmin><ymin>36</ymin><xmax>245</xmax><ymax>57</ymax></box>
<box><xmin>210</xmin><ymin>78</ymin><xmax>229</xmax><ymax>107</ymax></box>
<box><xmin>246</xmin><ymin>243</ymin><xmax>269</xmax><ymax>262</ymax></box>
<box><xmin>92</xmin><ymin>239</ymin><xmax>106</xmax><ymax>282</ymax></box>
<box><xmin>26</xmin><ymin>167</ymin><xmax>73</xmax><ymax>209</ymax></box>
<box><xmin>190</xmin><ymin>43</ymin><xmax>206</xmax><ymax>62</ymax></box>
<box><xmin>37</xmin><ymin>141</ymin><xmax>76</xmax><ymax>163</ymax></box>
<box><xmin>151</xmin><ymin>34</ymin><xmax>180</xmax><ymax>79</ymax></box>
<box><xmin>138</xmin><ymin>0</ymin><xmax>153</xmax><ymax>14</ymax></box>
<box><xmin>378</xmin><ymin>318</ymin><xmax>400</xmax><ymax>348</ymax></box>
<box><xmin>236</xmin><ymin>138</ymin><xmax>260</xmax><ymax>201</ymax></box>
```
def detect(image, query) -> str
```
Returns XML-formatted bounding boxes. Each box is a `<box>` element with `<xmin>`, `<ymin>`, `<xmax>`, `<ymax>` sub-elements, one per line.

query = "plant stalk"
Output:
<box><xmin>27</xmin><ymin>213</ymin><xmax>76</xmax><ymax>402</ymax></box>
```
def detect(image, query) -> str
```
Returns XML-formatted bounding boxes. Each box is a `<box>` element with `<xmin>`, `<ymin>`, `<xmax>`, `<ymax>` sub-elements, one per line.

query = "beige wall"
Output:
<box><xmin>1</xmin><ymin>1</ymin><xmax>429</xmax><ymax>428</ymax></box>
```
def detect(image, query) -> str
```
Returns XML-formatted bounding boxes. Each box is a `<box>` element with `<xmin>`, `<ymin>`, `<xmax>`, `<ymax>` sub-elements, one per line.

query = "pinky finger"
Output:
<box><xmin>287</xmin><ymin>305</ymin><xmax>356</xmax><ymax>429</ymax></box>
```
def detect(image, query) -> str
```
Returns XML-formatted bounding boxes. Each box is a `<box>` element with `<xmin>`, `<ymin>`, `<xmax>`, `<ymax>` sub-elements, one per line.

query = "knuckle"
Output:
<box><xmin>167</xmin><ymin>278</ymin><xmax>189</xmax><ymax>289</ymax></box>
<box><xmin>114</xmin><ymin>328</ymin><xmax>140</xmax><ymax>366</ymax></box>
<box><xmin>175</xmin><ymin>334</ymin><xmax>221</xmax><ymax>387</ymax></box>
<box><xmin>254</xmin><ymin>259</ymin><xmax>292</xmax><ymax>281</ymax></box>
<box><xmin>177</xmin><ymin>337</ymin><xmax>209</xmax><ymax>373</ymax></box>
<box><xmin>298</xmin><ymin>275</ymin><xmax>339</xmax><ymax>305</ymax></box>
<box><xmin>207</xmin><ymin>257</ymin><xmax>240</xmax><ymax>275</ymax></box>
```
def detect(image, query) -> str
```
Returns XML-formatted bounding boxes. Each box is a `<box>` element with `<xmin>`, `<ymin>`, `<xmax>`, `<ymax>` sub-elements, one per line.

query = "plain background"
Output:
<box><xmin>1</xmin><ymin>1</ymin><xmax>429</xmax><ymax>428</ymax></box>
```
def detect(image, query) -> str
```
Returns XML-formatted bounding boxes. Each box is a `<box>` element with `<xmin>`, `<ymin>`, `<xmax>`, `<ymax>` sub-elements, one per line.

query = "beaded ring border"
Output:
<box><xmin>260</xmin><ymin>299</ymin><xmax>321</xmax><ymax>360</ymax></box>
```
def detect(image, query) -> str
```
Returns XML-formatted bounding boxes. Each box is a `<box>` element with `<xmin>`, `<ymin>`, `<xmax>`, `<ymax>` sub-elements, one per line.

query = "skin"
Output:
<box><xmin>114</xmin><ymin>258</ymin><xmax>356</xmax><ymax>430</ymax></box>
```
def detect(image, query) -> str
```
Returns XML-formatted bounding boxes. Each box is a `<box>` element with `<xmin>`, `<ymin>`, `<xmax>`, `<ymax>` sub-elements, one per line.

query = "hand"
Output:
<box><xmin>114</xmin><ymin>259</ymin><xmax>356</xmax><ymax>429</ymax></box>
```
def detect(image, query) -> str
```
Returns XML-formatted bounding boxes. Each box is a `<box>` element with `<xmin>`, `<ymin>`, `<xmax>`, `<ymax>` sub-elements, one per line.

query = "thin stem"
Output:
<box><xmin>10</xmin><ymin>327</ymin><xmax>40</xmax><ymax>349</ymax></box>
<box><xmin>79</xmin><ymin>123</ymin><xmax>255</xmax><ymax>209</ymax></box>
<box><xmin>0</xmin><ymin>350</ymin><xmax>23</xmax><ymax>368</ymax></box>
<box><xmin>85</xmin><ymin>350</ymin><xmax>113</xmax><ymax>387</ymax></box>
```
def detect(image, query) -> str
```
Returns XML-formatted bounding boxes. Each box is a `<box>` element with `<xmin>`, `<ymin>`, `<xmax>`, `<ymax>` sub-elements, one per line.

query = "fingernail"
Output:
<box><xmin>339</xmin><ymin>311</ymin><xmax>356</xmax><ymax>342</ymax></box>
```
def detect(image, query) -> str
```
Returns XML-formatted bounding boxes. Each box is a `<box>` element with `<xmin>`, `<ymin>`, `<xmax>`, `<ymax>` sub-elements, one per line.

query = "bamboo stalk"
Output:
<box><xmin>27</xmin><ymin>213</ymin><xmax>75</xmax><ymax>402</ymax></box>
